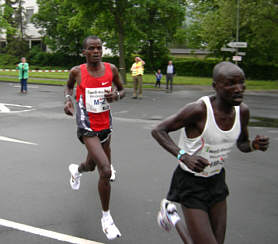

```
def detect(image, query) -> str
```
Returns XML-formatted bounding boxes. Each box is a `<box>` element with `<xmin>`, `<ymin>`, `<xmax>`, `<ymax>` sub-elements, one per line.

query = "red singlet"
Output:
<box><xmin>75</xmin><ymin>63</ymin><xmax>113</xmax><ymax>131</ymax></box>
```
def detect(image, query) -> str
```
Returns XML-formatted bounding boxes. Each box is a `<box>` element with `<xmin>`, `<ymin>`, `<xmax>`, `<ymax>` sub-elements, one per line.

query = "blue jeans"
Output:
<box><xmin>20</xmin><ymin>79</ymin><xmax>27</xmax><ymax>92</ymax></box>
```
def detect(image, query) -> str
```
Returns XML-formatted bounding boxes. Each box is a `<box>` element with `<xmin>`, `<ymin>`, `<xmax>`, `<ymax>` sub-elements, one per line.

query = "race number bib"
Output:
<box><xmin>85</xmin><ymin>87</ymin><xmax>111</xmax><ymax>113</ymax></box>
<box><xmin>198</xmin><ymin>146</ymin><xmax>224</xmax><ymax>177</ymax></box>
<box><xmin>195</xmin><ymin>143</ymin><xmax>233</xmax><ymax>177</ymax></box>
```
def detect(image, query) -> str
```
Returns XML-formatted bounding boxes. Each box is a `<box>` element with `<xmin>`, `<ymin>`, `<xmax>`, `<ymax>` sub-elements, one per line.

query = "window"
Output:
<box><xmin>26</xmin><ymin>8</ymin><xmax>34</xmax><ymax>24</ymax></box>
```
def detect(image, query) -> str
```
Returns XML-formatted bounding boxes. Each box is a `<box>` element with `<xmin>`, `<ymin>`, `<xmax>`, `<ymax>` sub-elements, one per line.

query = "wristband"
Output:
<box><xmin>65</xmin><ymin>94</ymin><xmax>72</xmax><ymax>103</ymax></box>
<box><xmin>177</xmin><ymin>149</ymin><xmax>186</xmax><ymax>160</ymax></box>
<box><xmin>115</xmin><ymin>91</ymin><xmax>120</xmax><ymax>99</ymax></box>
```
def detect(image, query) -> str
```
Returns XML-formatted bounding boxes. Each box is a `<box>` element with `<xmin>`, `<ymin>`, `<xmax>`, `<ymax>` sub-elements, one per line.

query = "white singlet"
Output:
<box><xmin>178</xmin><ymin>96</ymin><xmax>241</xmax><ymax>177</ymax></box>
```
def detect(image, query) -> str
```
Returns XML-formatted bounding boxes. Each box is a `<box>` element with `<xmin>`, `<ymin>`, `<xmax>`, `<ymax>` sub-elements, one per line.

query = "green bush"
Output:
<box><xmin>156</xmin><ymin>58</ymin><xmax>278</xmax><ymax>80</ymax></box>
<box><xmin>0</xmin><ymin>54</ymin><xmax>19</xmax><ymax>66</ymax></box>
<box><xmin>1</xmin><ymin>51</ymin><xmax>278</xmax><ymax>80</ymax></box>
<box><xmin>156</xmin><ymin>58</ymin><xmax>220</xmax><ymax>77</ymax></box>
<box><xmin>241</xmin><ymin>63</ymin><xmax>278</xmax><ymax>80</ymax></box>
<box><xmin>27</xmin><ymin>50</ymin><xmax>83</xmax><ymax>68</ymax></box>
<box><xmin>5</xmin><ymin>38</ymin><xmax>29</xmax><ymax>57</ymax></box>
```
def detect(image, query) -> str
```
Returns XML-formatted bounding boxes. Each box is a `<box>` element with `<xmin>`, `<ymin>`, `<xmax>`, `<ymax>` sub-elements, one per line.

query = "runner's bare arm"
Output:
<box><xmin>151</xmin><ymin>101</ymin><xmax>210</xmax><ymax>172</ymax></box>
<box><xmin>64</xmin><ymin>66</ymin><xmax>80</xmax><ymax>116</ymax></box>
<box><xmin>105</xmin><ymin>64</ymin><xmax>125</xmax><ymax>103</ymax></box>
<box><xmin>237</xmin><ymin>103</ymin><xmax>269</xmax><ymax>152</ymax></box>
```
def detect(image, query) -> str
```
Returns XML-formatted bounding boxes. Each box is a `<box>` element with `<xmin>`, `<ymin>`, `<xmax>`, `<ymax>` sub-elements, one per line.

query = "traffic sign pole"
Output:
<box><xmin>236</xmin><ymin>0</ymin><xmax>240</xmax><ymax>64</ymax></box>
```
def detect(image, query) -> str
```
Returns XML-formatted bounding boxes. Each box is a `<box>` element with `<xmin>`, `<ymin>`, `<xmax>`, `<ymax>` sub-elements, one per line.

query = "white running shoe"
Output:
<box><xmin>110</xmin><ymin>164</ymin><xmax>116</xmax><ymax>182</ymax></box>
<box><xmin>157</xmin><ymin>199</ymin><xmax>172</xmax><ymax>232</ymax></box>
<box><xmin>157</xmin><ymin>210</ymin><xmax>172</xmax><ymax>232</ymax></box>
<box><xmin>158</xmin><ymin>199</ymin><xmax>180</xmax><ymax>231</ymax></box>
<box><xmin>68</xmin><ymin>164</ymin><xmax>82</xmax><ymax>190</ymax></box>
<box><xmin>101</xmin><ymin>215</ymin><xmax>121</xmax><ymax>240</ymax></box>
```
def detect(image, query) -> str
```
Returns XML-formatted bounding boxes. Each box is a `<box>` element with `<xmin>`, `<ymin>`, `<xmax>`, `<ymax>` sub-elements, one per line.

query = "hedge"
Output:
<box><xmin>163</xmin><ymin>58</ymin><xmax>219</xmax><ymax>77</ymax></box>
<box><xmin>1</xmin><ymin>53</ymin><xmax>278</xmax><ymax>80</ymax></box>
<box><xmin>241</xmin><ymin>63</ymin><xmax>278</xmax><ymax>80</ymax></box>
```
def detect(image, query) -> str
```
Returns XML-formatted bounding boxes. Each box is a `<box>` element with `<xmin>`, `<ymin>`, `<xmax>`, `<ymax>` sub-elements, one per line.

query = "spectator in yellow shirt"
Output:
<box><xmin>130</xmin><ymin>57</ymin><xmax>145</xmax><ymax>99</ymax></box>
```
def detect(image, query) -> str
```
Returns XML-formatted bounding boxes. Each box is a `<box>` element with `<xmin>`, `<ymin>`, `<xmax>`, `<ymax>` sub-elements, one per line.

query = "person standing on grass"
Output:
<box><xmin>64</xmin><ymin>35</ymin><xmax>125</xmax><ymax>240</ymax></box>
<box><xmin>16</xmin><ymin>57</ymin><xmax>29</xmax><ymax>94</ymax></box>
<box><xmin>166</xmin><ymin>60</ymin><xmax>174</xmax><ymax>92</ymax></box>
<box><xmin>130</xmin><ymin>56</ymin><xmax>145</xmax><ymax>99</ymax></box>
<box><xmin>155</xmin><ymin>69</ymin><xmax>163</xmax><ymax>88</ymax></box>
<box><xmin>152</xmin><ymin>61</ymin><xmax>269</xmax><ymax>244</ymax></box>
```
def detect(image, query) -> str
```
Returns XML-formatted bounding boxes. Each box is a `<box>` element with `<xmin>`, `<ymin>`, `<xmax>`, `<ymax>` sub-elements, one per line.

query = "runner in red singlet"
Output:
<box><xmin>64</xmin><ymin>35</ymin><xmax>125</xmax><ymax>240</ymax></box>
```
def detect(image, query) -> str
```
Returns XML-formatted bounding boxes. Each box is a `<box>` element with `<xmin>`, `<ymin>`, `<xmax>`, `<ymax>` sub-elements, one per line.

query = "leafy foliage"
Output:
<box><xmin>32</xmin><ymin>0</ymin><xmax>186</xmax><ymax>72</ymax></box>
<box><xmin>185</xmin><ymin>0</ymin><xmax>278</xmax><ymax>64</ymax></box>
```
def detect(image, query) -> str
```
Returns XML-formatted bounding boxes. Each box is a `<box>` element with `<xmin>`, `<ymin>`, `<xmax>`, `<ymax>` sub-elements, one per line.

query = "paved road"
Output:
<box><xmin>0</xmin><ymin>82</ymin><xmax>277</xmax><ymax>244</ymax></box>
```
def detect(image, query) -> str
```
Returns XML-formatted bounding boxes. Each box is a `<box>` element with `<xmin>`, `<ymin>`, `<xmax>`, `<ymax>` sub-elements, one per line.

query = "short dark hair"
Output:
<box><xmin>82</xmin><ymin>35</ymin><xmax>102</xmax><ymax>49</ymax></box>
<box><xmin>213</xmin><ymin>61</ymin><xmax>245</xmax><ymax>83</ymax></box>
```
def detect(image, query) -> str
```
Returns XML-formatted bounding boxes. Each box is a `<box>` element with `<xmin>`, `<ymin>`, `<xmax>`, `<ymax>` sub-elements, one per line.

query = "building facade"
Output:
<box><xmin>0</xmin><ymin>0</ymin><xmax>44</xmax><ymax>50</ymax></box>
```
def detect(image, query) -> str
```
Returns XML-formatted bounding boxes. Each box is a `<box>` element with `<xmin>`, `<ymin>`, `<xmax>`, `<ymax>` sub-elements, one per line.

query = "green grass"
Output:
<box><xmin>249</xmin><ymin>117</ymin><xmax>278</xmax><ymax>128</ymax></box>
<box><xmin>0</xmin><ymin>71</ymin><xmax>277</xmax><ymax>90</ymax></box>
<box><xmin>0</xmin><ymin>71</ymin><xmax>67</xmax><ymax>79</ymax></box>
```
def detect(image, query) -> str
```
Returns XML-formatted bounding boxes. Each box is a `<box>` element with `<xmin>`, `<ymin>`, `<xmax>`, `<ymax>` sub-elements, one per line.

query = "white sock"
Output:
<box><xmin>102</xmin><ymin>210</ymin><xmax>111</xmax><ymax>218</ymax></box>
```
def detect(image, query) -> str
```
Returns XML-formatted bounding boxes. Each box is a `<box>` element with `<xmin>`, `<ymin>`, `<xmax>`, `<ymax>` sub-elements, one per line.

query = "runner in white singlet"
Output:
<box><xmin>152</xmin><ymin>61</ymin><xmax>269</xmax><ymax>244</ymax></box>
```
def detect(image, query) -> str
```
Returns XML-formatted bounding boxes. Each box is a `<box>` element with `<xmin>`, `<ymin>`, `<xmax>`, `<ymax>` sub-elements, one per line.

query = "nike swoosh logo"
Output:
<box><xmin>102</xmin><ymin>82</ymin><xmax>109</xmax><ymax>85</ymax></box>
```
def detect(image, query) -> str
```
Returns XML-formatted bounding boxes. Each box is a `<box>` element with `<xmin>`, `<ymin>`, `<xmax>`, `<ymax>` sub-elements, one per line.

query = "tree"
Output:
<box><xmin>32</xmin><ymin>0</ymin><xmax>91</xmax><ymax>56</ymax></box>
<box><xmin>1</xmin><ymin>0</ymin><xmax>29</xmax><ymax>56</ymax></box>
<box><xmin>134</xmin><ymin>0</ymin><xmax>187</xmax><ymax>71</ymax></box>
<box><xmin>1</xmin><ymin>0</ymin><xmax>17</xmax><ymax>43</ymax></box>
<box><xmin>186</xmin><ymin>0</ymin><xmax>278</xmax><ymax>64</ymax></box>
<box><xmin>14</xmin><ymin>0</ymin><xmax>27</xmax><ymax>40</ymax></box>
<box><xmin>69</xmin><ymin>0</ymin><xmax>136</xmax><ymax>83</ymax></box>
<box><xmin>33</xmin><ymin>0</ymin><xmax>132</xmax><ymax>82</ymax></box>
<box><xmin>33</xmin><ymin>0</ymin><xmax>187</xmax><ymax>80</ymax></box>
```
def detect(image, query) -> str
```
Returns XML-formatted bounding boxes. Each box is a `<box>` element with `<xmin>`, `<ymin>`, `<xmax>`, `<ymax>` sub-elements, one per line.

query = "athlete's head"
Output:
<box><xmin>212</xmin><ymin>61</ymin><xmax>246</xmax><ymax>106</ymax></box>
<box><xmin>82</xmin><ymin>35</ymin><xmax>103</xmax><ymax>64</ymax></box>
<box><xmin>82</xmin><ymin>35</ymin><xmax>102</xmax><ymax>50</ymax></box>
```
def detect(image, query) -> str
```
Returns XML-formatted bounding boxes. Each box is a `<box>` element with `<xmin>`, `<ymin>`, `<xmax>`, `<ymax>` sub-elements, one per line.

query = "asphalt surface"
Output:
<box><xmin>0</xmin><ymin>82</ymin><xmax>277</xmax><ymax>244</ymax></box>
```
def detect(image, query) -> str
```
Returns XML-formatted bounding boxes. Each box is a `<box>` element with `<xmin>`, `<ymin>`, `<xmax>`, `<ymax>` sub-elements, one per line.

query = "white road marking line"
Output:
<box><xmin>0</xmin><ymin>103</ymin><xmax>10</xmax><ymax>112</ymax></box>
<box><xmin>0</xmin><ymin>103</ymin><xmax>34</xmax><ymax>113</ymax></box>
<box><xmin>0</xmin><ymin>136</ymin><xmax>38</xmax><ymax>145</ymax></box>
<box><xmin>0</xmin><ymin>109</ymin><xmax>35</xmax><ymax>113</ymax></box>
<box><xmin>0</xmin><ymin>103</ymin><xmax>32</xmax><ymax>108</ymax></box>
<box><xmin>0</xmin><ymin>218</ymin><xmax>104</xmax><ymax>244</ymax></box>
<box><xmin>12</xmin><ymin>85</ymin><xmax>39</xmax><ymax>89</ymax></box>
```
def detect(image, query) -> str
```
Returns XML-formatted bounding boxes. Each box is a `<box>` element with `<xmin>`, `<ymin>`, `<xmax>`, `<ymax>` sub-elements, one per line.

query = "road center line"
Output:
<box><xmin>0</xmin><ymin>218</ymin><xmax>104</xmax><ymax>244</ymax></box>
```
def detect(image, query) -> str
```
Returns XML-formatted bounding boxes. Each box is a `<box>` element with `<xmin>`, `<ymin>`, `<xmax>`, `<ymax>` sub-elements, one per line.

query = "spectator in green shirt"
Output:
<box><xmin>16</xmin><ymin>57</ymin><xmax>29</xmax><ymax>93</ymax></box>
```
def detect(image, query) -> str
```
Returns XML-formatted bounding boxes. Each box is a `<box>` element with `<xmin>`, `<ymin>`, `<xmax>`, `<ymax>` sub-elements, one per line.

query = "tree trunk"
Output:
<box><xmin>18</xmin><ymin>0</ymin><xmax>24</xmax><ymax>40</ymax></box>
<box><xmin>118</xmin><ymin>26</ymin><xmax>126</xmax><ymax>84</ymax></box>
<box><xmin>5</xmin><ymin>0</ymin><xmax>15</xmax><ymax>45</ymax></box>
<box><xmin>114</xmin><ymin>1</ymin><xmax>127</xmax><ymax>84</ymax></box>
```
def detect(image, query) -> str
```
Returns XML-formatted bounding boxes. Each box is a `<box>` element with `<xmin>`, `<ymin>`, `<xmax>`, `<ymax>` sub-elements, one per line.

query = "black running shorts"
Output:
<box><xmin>77</xmin><ymin>128</ymin><xmax>112</xmax><ymax>144</ymax></box>
<box><xmin>167</xmin><ymin>166</ymin><xmax>229</xmax><ymax>212</ymax></box>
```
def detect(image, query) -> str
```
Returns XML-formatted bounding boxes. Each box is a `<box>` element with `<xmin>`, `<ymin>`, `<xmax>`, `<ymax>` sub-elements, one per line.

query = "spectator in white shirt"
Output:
<box><xmin>166</xmin><ymin>60</ymin><xmax>175</xmax><ymax>92</ymax></box>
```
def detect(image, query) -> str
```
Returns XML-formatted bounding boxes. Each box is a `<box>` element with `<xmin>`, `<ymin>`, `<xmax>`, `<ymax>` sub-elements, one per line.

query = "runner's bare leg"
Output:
<box><xmin>83</xmin><ymin>136</ymin><xmax>111</xmax><ymax>211</ymax></box>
